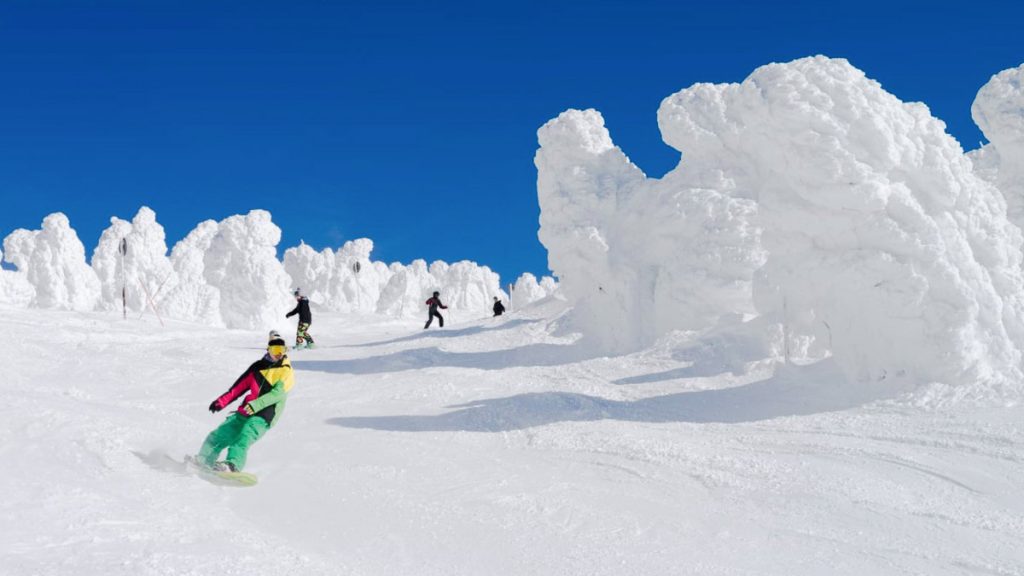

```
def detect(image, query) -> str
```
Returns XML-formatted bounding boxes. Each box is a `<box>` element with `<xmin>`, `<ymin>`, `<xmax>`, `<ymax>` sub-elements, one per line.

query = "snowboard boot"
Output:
<box><xmin>212</xmin><ymin>461</ymin><xmax>237</xmax><ymax>473</ymax></box>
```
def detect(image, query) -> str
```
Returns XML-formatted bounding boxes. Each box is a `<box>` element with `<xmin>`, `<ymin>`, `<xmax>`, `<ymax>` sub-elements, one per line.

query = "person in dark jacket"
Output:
<box><xmin>492</xmin><ymin>296</ymin><xmax>506</xmax><ymax>317</ymax></box>
<box><xmin>194</xmin><ymin>334</ymin><xmax>294</xmax><ymax>472</ymax></box>
<box><xmin>286</xmin><ymin>288</ymin><xmax>315</xmax><ymax>349</ymax></box>
<box><xmin>424</xmin><ymin>291</ymin><xmax>448</xmax><ymax>329</ymax></box>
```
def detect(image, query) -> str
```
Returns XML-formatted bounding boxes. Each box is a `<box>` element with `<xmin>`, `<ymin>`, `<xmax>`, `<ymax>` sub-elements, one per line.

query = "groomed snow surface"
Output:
<box><xmin>3</xmin><ymin>303</ymin><xmax>1022</xmax><ymax>575</ymax></box>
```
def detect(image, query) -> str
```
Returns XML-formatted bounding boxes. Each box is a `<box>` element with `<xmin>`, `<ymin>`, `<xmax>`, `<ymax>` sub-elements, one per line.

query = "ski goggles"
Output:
<box><xmin>267</xmin><ymin>344</ymin><xmax>287</xmax><ymax>356</ymax></box>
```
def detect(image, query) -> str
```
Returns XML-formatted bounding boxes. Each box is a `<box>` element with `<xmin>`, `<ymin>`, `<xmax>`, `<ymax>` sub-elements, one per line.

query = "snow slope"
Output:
<box><xmin>3</xmin><ymin>304</ymin><xmax>1022</xmax><ymax>575</ymax></box>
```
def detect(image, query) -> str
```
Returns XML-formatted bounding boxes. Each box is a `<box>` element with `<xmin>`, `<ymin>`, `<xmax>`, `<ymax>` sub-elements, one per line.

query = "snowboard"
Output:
<box><xmin>134</xmin><ymin>450</ymin><xmax>258</xmax><ymax>487</ymax></box>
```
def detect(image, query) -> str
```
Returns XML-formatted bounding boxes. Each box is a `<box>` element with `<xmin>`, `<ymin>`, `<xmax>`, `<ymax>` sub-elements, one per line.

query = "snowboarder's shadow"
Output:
<box><xmin>295</xmin><ymin>341</ymin><xmax>596</xmax><ymax>374</ymax></box>
<box><xmin>326</xmin><ymin>360</ymin><xmax>905</xmax><ymax>430</ymax></box>
<box><xmin>331</xmin><ymin>318</ymin><xmax>536</xmax><ymax>349</ymax></box>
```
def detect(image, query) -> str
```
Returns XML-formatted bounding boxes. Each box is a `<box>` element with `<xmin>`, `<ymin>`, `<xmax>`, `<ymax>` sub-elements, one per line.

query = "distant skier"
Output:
<box><xmin>194</xmin><ymin>333</ymin><xmax>294</xmax><ymax>472</ymax></box>
<box><xmin>286</xmin><ymin>288</ymin><xmax>315</xmax><ymax>349</ymax></box>
<box><xmin>424</xmin><ymin>291</ymin><xmax>448</xmax><ymax>329</ymax></box>
<box><xmin>492</xmin><ymin>296</ymin><xmax>506</xmax><ymax>317</ymax></box>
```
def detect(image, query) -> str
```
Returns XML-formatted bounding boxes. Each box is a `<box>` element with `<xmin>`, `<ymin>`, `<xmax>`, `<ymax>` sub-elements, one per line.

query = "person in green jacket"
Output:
<box><xmin>195</xmin><ymin>334</ymin><xmax>295</xmax><ymax>472</ymax></box>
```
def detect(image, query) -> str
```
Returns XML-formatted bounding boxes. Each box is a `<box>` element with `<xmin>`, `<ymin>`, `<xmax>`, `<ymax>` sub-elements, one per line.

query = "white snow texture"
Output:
<box><xmin>6</xmin><ymin>56</ymin><xmax>1024</xmax><ymax>395</ymax></box>
<box><xmin>537</xmin><ymin>56</ymin><xmax>1024</xmax><ymax>393</ymax></box>
<box><xmin>3</xmin><ymin>210</ymin><xmax>547</xmax><ymax>330</ymax></box>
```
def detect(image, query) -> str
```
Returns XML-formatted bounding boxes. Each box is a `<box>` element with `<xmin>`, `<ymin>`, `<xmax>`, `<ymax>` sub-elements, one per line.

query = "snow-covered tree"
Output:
<box><xmin>3</xmin><ymin>213</ymin><xmax>101</xmax><ymax>311</ymax></box>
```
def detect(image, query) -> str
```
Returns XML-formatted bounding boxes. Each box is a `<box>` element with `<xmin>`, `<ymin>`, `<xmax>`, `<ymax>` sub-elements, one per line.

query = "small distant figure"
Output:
<box><xmin>286</xmin><ymin>288</ymin><xmax>315</xmax><ymax>349</ymax></box>
<box><xmin>424</xmin><ymin>291</ymin><xmax>448</xmax><ymax>329</ymax></box>
<box><xmin>492</xmin><ymin>296</ymin><xmax>506</xmax><ymax>317</ymax></box>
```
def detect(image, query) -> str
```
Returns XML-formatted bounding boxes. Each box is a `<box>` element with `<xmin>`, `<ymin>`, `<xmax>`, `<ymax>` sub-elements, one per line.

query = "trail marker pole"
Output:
<box><xmin>119</xmin><ymin>238</ymin><xmax>128</xmax><ymax>320</ymax></box>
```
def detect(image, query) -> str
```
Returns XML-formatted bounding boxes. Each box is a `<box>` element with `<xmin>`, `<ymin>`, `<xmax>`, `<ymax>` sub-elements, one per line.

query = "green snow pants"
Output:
<box><xmin>197</xmin><ymin>413</ymin><xmax>269</xmax><ymax>471</ymax></box>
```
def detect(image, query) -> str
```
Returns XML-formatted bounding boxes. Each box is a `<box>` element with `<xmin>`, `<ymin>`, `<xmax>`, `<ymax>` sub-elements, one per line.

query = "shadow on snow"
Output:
<box><xmin>294</xmin><ymin>341</ymin><xmax>596</xmax><ymax>374</ymax></box>
<box><xmin>326</xmin><ymin>359</ymin><xmax>906</xmax><ymax>431</ymax></box>
<box><xmin>326</xmin><ymin>318</ymin><xmax>537</xmax><ymax>349</ymax></box>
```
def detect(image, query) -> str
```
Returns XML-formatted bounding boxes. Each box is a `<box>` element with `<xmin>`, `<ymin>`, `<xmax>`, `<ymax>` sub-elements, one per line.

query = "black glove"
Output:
<box><xmin>208</xmin><ymin>401</ymin><xmax>222</xmax><ymax>414</ymax></box>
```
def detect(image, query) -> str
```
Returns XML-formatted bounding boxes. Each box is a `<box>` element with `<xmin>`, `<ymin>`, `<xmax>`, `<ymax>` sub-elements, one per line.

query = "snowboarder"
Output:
<box><xmin>286</xmin><ymin>288</ymin><xmax>315</xmax><ymax>349</ymax></box>
<box><xmin>424</xmin><ymin>291</ymin><xmax>448</xmax><ymax>329</ymax></box>
<box><xmin>195</xmin><ymin>334</ymin><xmax>294</xmax><ymax>472</ymax></box>
<box><xmin>492</xmin><ymin>296</ymin><xmax>506</xmax><ymax>317</ymax></box>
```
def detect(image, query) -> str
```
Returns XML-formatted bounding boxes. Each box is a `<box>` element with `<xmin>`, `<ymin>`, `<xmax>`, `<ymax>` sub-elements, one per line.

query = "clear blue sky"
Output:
<box><xmin>2</xmin><ymin>1</ymin><xmax>1021</xmax><ymax>283</ymax></box>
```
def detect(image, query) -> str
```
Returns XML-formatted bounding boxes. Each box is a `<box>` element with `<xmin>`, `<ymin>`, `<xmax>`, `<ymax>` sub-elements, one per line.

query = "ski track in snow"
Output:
<box><xmin>3</xmin><ymin>303</ymin><xmax>1023</xmax><ymax>576</ymax></box>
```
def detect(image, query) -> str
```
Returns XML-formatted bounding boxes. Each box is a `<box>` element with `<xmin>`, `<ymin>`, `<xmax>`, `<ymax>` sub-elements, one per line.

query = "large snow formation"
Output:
<box><xmin>536</xmin><ymin>109</ymin><xmax>765</xmax><ymax>353</ymax></box>
<box><xmin>970</xmin><ymin>64</ymin><xmax>1024</xmax><ymax>231</ymax></box>
<box><xmin>92</xmin><ymin>207</ymin><xmax>177</xmax><ymax>316</ymax></box>
<box><xmin>284</xmin><ymin>241</ymin><xmax>511</xmax><ymax>319</ymax></box>
<box><xmin>3</xmin><ymin>213</ymin><xmax>101</xmax><ymax>311</ymax></box>
<box><xmin>0</xmin><ymin>247</ymin><xmax>34</xmax><ymax>307</ymax></box>
<box><xmin>162</xmin><ymin>219</ymin><xmax>223</xmax><ymax>326</ymax></box>
<box><xmin>1</xmin><ymin>207</ymin><xmax>532</xmax><ymax>327</ymax></box>
<box><xmin>511</xmin><ymin>272</ymin><xmax>558</xmax><ymax>308</ymax></box>
<box><xmin>282</xmin><ymin>239</ymin><xmax>392</xmax><ymax>314</ymax></box>
<box><xmin>538</xmin><ymin>56</ymin><xmax>1024</xmax><ymax>390</ymax></box>
<box><xmin>203</xmin><ymin>210</ymin><xmax>294</xmax><ymax>331</ymax></box>
<box><xmin>372</xmin><ymin>259</ymin><xmax>509</xmax><ymax>319</ymax></box>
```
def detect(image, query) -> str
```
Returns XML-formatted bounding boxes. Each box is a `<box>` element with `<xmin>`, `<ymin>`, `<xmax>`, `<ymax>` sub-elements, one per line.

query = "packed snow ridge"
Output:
<box><xmin>1</xmin><ymin>207</ymin><xmax>556</xmax><ymax>329</ymax></box>
<box><xmin>537</xmin><ymin>55</ymin><xmax>1024</xmax><ymax>397</ymax></box>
